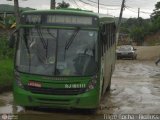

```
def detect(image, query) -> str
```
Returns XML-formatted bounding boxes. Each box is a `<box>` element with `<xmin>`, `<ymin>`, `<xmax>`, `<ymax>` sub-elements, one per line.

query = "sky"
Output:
<box><xmin>0</xmin><ymin>0</ymin><xmax>159</xmax><ymax>18</ymax></box>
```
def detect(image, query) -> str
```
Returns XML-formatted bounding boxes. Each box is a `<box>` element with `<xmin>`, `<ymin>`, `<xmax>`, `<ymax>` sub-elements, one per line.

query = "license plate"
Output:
<box><xmin>122</xmin><ymin>53</ymin><xmax>128</xmax><ymax>55</ymax></box>
<box><xmin>28</xmin><ymin>81</ymin><xmax>42</xmax><ymax>88</ymax></box>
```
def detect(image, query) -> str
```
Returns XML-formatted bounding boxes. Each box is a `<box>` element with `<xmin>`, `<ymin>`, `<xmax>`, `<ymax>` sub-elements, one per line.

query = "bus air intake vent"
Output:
<box><xmin>24</xmin><ymin>85</ymin><xmax>86</xmax><ymax>95</ymax></box>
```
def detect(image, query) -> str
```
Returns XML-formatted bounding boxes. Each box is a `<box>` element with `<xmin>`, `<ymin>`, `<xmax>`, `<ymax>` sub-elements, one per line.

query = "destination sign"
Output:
<box><xmin>46</xmin><ymin>15</ymin><xmax>93</xmax><ymax>25</ymax></box>
<box><xmin>22</xmin><ymin>14</ymin><xmax>98</xmax><ymax>26</ymax></box>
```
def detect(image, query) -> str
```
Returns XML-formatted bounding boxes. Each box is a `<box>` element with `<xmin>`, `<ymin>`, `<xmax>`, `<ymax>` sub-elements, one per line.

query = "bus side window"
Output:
<box><xmin>108</xmin><ymin>24</ymin><xmax>111</xmax><ymax>49</ymax></box>
<box><xmin>112</xmin><ymin>23</ymin><xmax>115</xmax><ymax>45</ymax></box>
<box><xmin>111</xmin><ymin>24</ymin><xmax>113</xmax><ymax>46</ymax></box>
<box><xmin>104</xmin><ymin>24</ymin><xmax>107</xmax><ymax>52</ymax></box>
<box><xmin>100</xmin><ymin>30</ymin><xmax>104</xmax><ymax>57</ymax></box>
<box><xmin>110</xmin><ymin>24</ymin><xmax>112</xmax><ymax>48</ymax></box>
<box><xmin>104</xmin><ymin>24</ymin><xmax>107</xmax><ymax>50</ymax></box>
<box><xmin>112</xmin><ymin>25</ymin><xmax>114</xmax><ymax>45</ymax></box>
<box><xmin>113</xmin><ymin>23</ymin><xmax>116</xmax><ymax>45</ymax></box>
<box><xmin>106</xmin><ymin>24</ymin><xmax>109</xmax><ymax>50</ymax></box>
<box><xmin>101</xmin><ymin>24</ymin><xmax>106</xmax><ymax>56</ymax></box>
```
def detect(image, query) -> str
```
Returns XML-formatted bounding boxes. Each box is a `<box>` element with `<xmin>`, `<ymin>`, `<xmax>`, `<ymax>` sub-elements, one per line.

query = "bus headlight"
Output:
<box><xmin>86</xmin><ymin>76</ymin><xmax>97</xmax><ymax>92</ymax></box>
<box><xmin>15</xmin><ymin>71</ymin><xmax>23</xmax><ymax>88</ymax></box>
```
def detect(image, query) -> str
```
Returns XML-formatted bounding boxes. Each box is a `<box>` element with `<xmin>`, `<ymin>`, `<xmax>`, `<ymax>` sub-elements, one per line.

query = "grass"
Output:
<box><xmin>0</xmin><ymin>58</ymin><xmax>14</xmax><ymax>92</ymax></box>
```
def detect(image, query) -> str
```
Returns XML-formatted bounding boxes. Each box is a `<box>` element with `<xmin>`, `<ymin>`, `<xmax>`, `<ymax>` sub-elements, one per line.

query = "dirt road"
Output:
<box><xmin>135</xmin><ymin>45</ymin><xmax>160</xmax><ymax>60</ymax></box>
<box><xmin>0</xmin><ymin>60</ymin><xmax>160</xmax><ymax>120</ymax></box>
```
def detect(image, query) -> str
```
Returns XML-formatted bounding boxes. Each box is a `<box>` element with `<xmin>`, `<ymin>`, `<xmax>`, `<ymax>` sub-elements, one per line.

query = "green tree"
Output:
<box><xmin>149</xmin><ymin>16</ymin><xmax>160</xmax><ymax>33</ymax></box>
<box><xmin>151</xmin><ymin>1</ymin><xmax>160</xmax><ymax>20</ymax></box>
<box><xmin>130</xmin><ymin>27</ymin><xmax>145</xmax><ymax>45</ymax></box>
<box><xmin>56</xmin><ymin>1</ymin><xmax>70</xmax><ymax>9</ymax></box>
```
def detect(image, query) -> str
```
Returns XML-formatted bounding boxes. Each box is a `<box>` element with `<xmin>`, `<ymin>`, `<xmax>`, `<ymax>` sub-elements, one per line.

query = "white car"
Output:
<box><xmin>116</xmin><ymin>45</ymin><xmax>137</xmax><ymax>60</ymax></box>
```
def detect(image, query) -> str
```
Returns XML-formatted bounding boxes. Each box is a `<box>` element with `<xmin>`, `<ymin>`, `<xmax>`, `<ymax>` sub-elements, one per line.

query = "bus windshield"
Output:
<box><xmin>16</xmin><ymin>28</ymin><xmax>98</xmax><ymax>76</ymax></box>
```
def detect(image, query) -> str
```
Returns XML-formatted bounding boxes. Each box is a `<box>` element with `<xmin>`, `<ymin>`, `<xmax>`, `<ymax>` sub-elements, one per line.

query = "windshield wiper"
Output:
<box><xmin>35</xmin><ymin>25</ymin><xmax>49</xmax><ymax>59</ymax></box>
<box><xmin>36</xmin><ymin>25</ymin><xmax>48</xmax><ymax>49</ymax></box>
<box><xmin>65</xmin><ymin>27</ymin><xmax>80</xmax><ymax>50</ymax></box>
<box><xmin>23</xmin><ymin>28</ymin><xmax>31</xmax><ymax>72</ymax></box>
<box><xmin>64</xmin><ymin>27</ymin><xmax>80</xmax><ymax>59</ymax></box>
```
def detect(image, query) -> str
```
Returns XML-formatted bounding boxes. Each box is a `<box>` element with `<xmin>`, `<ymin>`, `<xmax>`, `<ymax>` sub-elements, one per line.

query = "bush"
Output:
<box><xmin>0</xmin><ymin>34</ymin><xmax>14</xmax><ymax>91</ymax></box>
<box><xmin>0</xmin><ymin>35</ymin><xmax>14</xmax><ymax>59</ymax></box>
<box><xmin>130</xmin><ymin>27</ymin><xmax>145</xmax><ymax>45</ymax></box>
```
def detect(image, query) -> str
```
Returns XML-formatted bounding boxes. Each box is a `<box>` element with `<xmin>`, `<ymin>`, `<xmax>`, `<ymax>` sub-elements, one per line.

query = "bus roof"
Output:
<box><xmin>21</xmin><ymin>9</ymin><xmax>115</xmax><ymax>24</ymax></box>
<box><xmin>22</xmin><ymin>9</ymin><xmax>99</xmax><ymax>17</ymax></box>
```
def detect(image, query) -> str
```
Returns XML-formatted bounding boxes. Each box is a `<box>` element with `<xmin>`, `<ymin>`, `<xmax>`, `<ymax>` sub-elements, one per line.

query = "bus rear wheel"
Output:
<box><xmin>106</xmin><ymin>78</ymin><xmax>111</xmax><ymax>92</ymax></box>
<box><xmin>106</xmin><ymin>71</ymin><xmax>112</xmax><ymax>92</ymax></box>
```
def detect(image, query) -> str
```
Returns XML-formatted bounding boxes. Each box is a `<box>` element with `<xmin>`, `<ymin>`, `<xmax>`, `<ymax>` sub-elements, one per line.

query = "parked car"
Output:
<box><xmin>116</xmin><ymin>45</ymin><xmax>137</xmax><ymax>60</ymax></box>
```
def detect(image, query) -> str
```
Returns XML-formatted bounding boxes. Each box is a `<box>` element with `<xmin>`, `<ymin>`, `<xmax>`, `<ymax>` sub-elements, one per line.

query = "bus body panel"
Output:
<box><xmin>13</xmin><ymin>81</ymin><xmax>100</xmax><ymax>109</ymax></box>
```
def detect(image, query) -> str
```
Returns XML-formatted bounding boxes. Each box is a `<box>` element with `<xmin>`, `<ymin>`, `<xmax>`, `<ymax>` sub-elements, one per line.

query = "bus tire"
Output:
<box><xmin>106</xmin><ymin>78</ymin><xmax>111</xmax><ymax>92</ymax></box>
<box><xmin>106</xmin><ymin>72</ymin><xmax>112</xmax><ymax>92</ymax></box>
<box><xmin>86</xmin><ymin>108</ymin><xmax>97</xmax><ymax>114</ymax></box>
<box><xmin>101</xmin><ymin>78</ymin><xmax>105</xmax><ymax>96</ymax></box>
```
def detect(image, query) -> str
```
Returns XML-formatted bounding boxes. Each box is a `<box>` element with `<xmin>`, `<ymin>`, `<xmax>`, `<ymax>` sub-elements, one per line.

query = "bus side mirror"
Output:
<box><xmin>9</xmin><ymin>29</ymin><xmax>18</xmax><ymax>48</ymax></box>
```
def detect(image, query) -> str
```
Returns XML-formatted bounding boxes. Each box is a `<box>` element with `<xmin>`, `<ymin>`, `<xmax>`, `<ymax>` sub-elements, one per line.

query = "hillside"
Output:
<box><xmin>0</xmin><ymin>4</ymin><xmax>35</xmax><ymax>13</ymax></box>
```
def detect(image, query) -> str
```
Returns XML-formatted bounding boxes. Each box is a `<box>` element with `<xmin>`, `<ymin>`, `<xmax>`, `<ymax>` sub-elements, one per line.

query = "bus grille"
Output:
<box><xmin>24</xmin><ymin>86</ymin><xmax>86</xmax><ymax>95</ymax></box>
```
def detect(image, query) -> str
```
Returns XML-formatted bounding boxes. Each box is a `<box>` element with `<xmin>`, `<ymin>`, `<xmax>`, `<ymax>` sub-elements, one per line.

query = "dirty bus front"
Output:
<box><xmin>13</xmin><ymin>10</ymin><xmax>115</xmax><ymax>110</ymax></box>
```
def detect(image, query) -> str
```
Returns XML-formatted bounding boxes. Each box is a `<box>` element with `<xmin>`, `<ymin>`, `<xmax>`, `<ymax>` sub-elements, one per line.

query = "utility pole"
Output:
<box><xmin>116</xmin><ymin>0</ymin><xmax>125</xmax><ymax>44</ymax></box>
<box><xmin>51</xmin><ymin>0</ymin><xmax>56</xmax><ymax>9</ymax></box>
<box><xmin>138</xmin><ymin>8</ymin><xmax>140</xmax><ymax>18</ymax></box>
<box><xmin>98</xmin><ymin>0</ymin><xmax>99</xmax><ymax>13</ymax></box>
<box><xmin>107</xmin><ymin>9</ymin><xmax>109</xmax><ymax>15</ymax></box>
<box><xmin>14</xmin><ymin>0</ymin><xmax>20</xmax><ymax>25</ymax></box>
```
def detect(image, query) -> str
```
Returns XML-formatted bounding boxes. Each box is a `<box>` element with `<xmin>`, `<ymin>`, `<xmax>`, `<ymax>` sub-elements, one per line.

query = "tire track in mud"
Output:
<box><xmin>99</xmin><ymin>60</ymin><xmax>160</xmax><ymax>114</ymax></box>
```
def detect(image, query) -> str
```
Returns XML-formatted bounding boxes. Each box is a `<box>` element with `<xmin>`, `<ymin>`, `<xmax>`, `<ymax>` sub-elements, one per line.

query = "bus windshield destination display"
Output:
<box><xmin>24</xmin><ymin>14</ymin><xmax>96</xmax><ymax>25</ymax></box>
<box><xmin>47</xmin><ymin>15</ymin><xmax>93</xmax><ymax>25</ymax></box>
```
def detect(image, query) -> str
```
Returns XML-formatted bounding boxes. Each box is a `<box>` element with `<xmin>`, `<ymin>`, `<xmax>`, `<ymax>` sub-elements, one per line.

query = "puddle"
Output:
<box><xmin>0</xmin><ymin>99</ymin><xmax>5</xmax><ymax>106</ymax></box>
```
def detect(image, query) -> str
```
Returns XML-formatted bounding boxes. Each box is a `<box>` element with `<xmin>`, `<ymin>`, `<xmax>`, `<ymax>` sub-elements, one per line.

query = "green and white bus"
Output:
<box><xmin>12</xmin><ymin>9</ymin><xmax>116</xmax><ymax>110</ymax></box>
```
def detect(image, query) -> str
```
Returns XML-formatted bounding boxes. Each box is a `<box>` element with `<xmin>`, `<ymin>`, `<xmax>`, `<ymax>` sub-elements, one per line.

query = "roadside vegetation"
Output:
<box><xmin>120</xmin><ymin>1</ymin><xmax>160</xmax><ymax>45</ymax></box>
<box><xmin>0</xmin><ymin>33</ymin><xmax>14</xmax><ymax>93</ymax></box>
<box><xmin>0</xmin><ymin>58</ymin><xmax>13</xmax><ymax>92</ymax></box>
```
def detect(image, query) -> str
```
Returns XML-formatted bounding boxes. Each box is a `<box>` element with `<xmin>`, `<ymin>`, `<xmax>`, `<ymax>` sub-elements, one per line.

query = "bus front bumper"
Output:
<box><xmin>13</xmin><ymin>85</ymin><xmax>100</xmax><ymax>109</ymax></box>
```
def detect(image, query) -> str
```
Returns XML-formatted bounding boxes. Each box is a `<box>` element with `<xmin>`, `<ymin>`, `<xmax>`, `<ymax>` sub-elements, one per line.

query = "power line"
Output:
<box><xmin>126</xmin><ymin>7</ymin><xmax>138</xmax><ymax>13</ymax></box>
<box><xmin>78</xmin><ymin>0</ymin><xmax>120</xmax><ymax>10</ymax></box>
<box><xmin>86</xmin><ymin>0</ymin><xmax>120</xmax><ymax>7</ymax></box>
<box><xmin>68</xmin><ymin>0</ymin><xmax>77</xmax><ymax>8</ymax></box>
<box><xmin>78</xmin><ymin>0</ymin><xmax>98</xmax><ymax>9</ymax></box>
<box><xmin>140</xmin><ymin>11</ymin><xmax>152</xmax><ymax>14</ymax></box>
<box><xmin>72</xmin><ymin>0</ymin><xmax>80</xmax><ymax>8</ymax></box>
<box><xmin>126</xmin><ymin>6</ymin><xmax>152</xmax><ymax>15</ymax></box>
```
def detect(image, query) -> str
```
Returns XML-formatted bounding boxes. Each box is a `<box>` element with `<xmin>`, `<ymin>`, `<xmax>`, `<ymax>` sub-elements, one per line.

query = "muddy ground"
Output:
<box><xmin>0</xmin><ymin>60</ymin><xmax>160</xmax><ymax>120</ymax></box>
<box><xmin>135</xmin><ymin>45</ymin><xmax>160</xmax><ymax>60</ymax></box>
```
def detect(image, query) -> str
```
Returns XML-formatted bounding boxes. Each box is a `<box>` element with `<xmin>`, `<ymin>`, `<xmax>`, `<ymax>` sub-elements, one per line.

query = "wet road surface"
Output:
<box><xmin>0</xmin><ymin>60</ymin><xmax>160</xmax><ymax>120</ymax></box>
